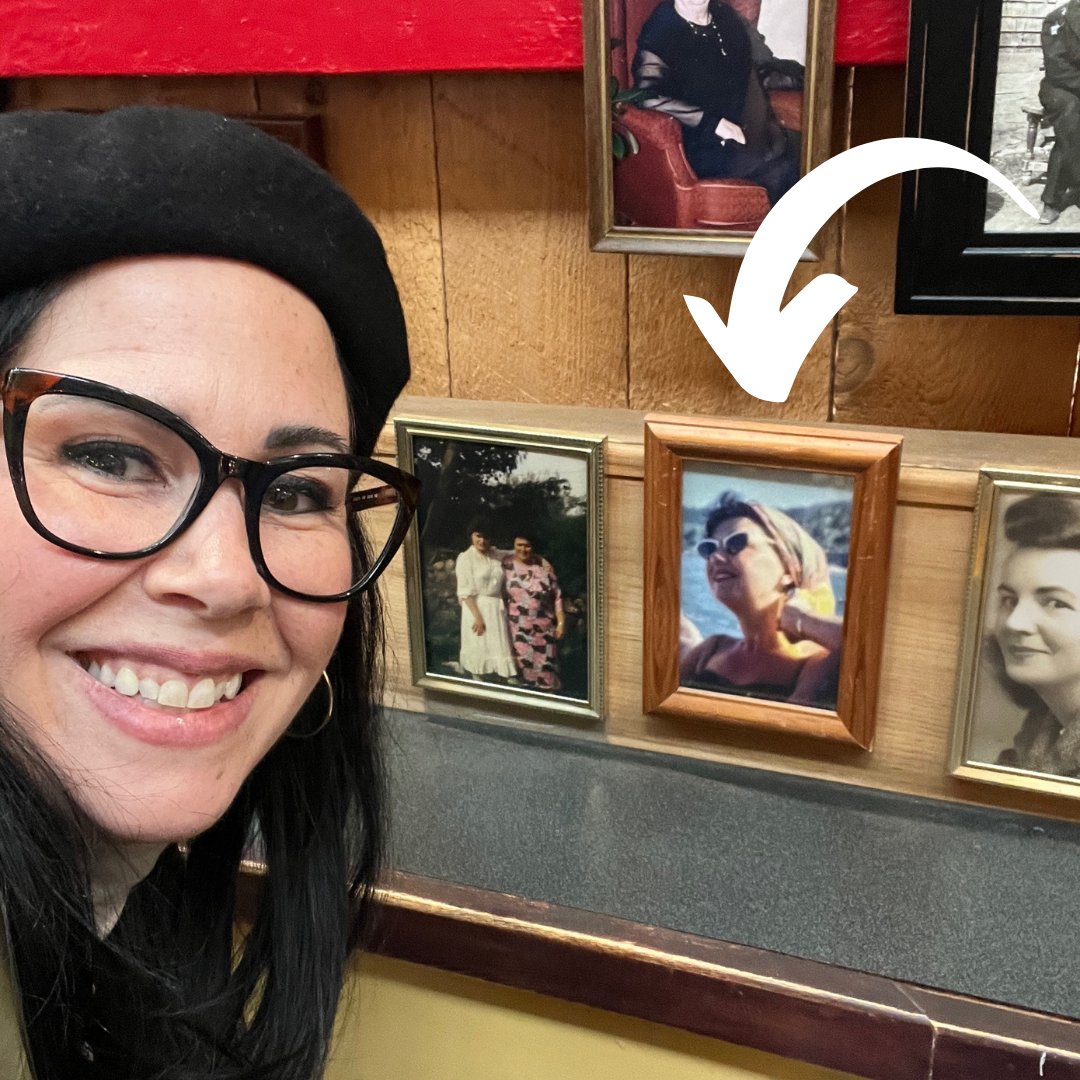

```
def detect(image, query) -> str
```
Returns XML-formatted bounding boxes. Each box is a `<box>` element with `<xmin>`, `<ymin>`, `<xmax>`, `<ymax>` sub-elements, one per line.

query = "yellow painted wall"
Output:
<box><xmin>326</xmin><ymin>954</ymin><xmax>859</xmax><ymax>1080</ymax></box>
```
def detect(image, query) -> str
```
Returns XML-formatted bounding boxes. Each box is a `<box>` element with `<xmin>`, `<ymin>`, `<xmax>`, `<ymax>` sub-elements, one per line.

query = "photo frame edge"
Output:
<box><xmin>948</xmin><ymin>467</ymin><xmax>1080</xmax><ymax>797</ymax></box>
<box><xmin>896</xmin><ymin>0</ymin><xmax>1080</xmax><ymax>313</ymax></box>
<box><xmin>641</xmin><ymin>415</ymin><xmax>897</xmax><ymax>749</ymax></box>
<box><xmin>394</xmin><ymin>416</ymin><xmax>607</xmax><ymax>723</ymax></box>
<box><xmin>584</xmin><ymin>0</ymin><xmax>837</xmax><ymax>257</ymax></box>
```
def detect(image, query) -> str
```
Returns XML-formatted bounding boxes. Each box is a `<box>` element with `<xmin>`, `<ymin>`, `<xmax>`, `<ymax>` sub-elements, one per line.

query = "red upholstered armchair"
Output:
<box><xmin>610</xmin><ymin>0</ymin><xmax>801</xmax><ymax>231</ymax></box>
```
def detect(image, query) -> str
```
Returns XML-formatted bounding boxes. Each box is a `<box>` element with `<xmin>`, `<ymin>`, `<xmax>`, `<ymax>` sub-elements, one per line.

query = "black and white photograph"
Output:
<box><xmin>396</xmin><ymin>420</ymin><xmax>604</xmax><ymax>719</ymax></box>
<box><xmin>585</xmin><ymin>0</ymin><xmax>835</xmax><ymax>253</ymax></box>
<box><xmin>953</xmin><ymin>472</ymin><xmax>1080</xmax><ymax>796</ymax></box>
<box><xmin>898</xmin><ymin>0</ymin><xmax>1080</xmax><ymax>311</ymax></box>
<box><xmin>679</xmin><ymin>461</ymin><xmax>852</xmax><ymax>710</ymax></box>
<box><xmin>986</xmin><ymin>0</ymin><xmax>1080</xmax><ymax>231</ymax></box>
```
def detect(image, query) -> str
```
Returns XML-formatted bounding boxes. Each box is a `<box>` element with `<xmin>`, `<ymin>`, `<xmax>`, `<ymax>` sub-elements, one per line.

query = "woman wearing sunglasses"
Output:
<box><xmin>680</xmin><ymin>494</ymin><xmax>843</xmax><ymax>709</ymax></box>
<box><xmin>0</xmin><ymin>108</ymin><xmax>418</xmax><ymax>1078</ymax></box>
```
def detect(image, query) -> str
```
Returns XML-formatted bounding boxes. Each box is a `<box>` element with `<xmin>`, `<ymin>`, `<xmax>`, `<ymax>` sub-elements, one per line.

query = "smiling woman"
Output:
<box><xmin>0</xmin><ymin>108</ymin><xmax>416</xmax><ymax>1078</ymax></box>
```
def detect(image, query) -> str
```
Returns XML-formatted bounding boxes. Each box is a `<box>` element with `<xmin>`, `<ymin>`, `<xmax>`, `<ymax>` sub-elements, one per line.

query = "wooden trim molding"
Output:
<box><xmin>357</xmin><ymin>871</ymin><xmax>1080</xmax><ymax>1080</ymax></box>
<box><xmin>642</xmin><ymin>414</ymin><xmax>902</xmax><ymax>748</ymax></box>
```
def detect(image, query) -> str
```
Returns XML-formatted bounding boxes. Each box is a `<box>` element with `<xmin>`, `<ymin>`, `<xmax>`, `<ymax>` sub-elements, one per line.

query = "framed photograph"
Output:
<box><xmin>395</xmin><ymin>419</ymin><xmax>605</xmax><ymax>720</ymax></box>
<box><xmin>643</xmin><ymin>415</ymin><xmax>901</xmax><ymax>746</ymax></box>
<box><xmin>951</xmin><ymin>469</ymin><xmax>1080</xmax><ymax>798</ymax></box>
<box><xmin>898</xmin><ymin>0</ymin><xmax>1080</xmax><ymax>313</ymax></box>
<box><xmin>584</xmin><ymin>0</ymin><xmax>836</xmax><ymax>256</ymax></box>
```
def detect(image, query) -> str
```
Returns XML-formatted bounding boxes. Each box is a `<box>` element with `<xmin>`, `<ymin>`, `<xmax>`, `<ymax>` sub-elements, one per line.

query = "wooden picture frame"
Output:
<box><xmin>584</xmin><ymin>0</ymin><xmax>836</xmax><ymax>257</ymax></box>
<box><xmin>950</xmin><ymin>468</ymin><xmax>1080</xmax><ymax>799</ymax></box>
<box><xmin>642</xmin><ymin>415</ymin><xmax>901</xmax><ymax>747</ymax></box>
<box><xmin>396</xmin><ymin>418</ymin><xmax>605</xmax><ymax>722</ymax></box>
<box><xmin>897</xmin><ymin>0</ymin><xmax>1080</xmax><ymax>313</ymax></box>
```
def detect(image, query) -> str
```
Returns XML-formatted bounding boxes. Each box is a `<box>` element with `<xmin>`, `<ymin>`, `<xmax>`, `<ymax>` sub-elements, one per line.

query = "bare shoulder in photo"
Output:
<box><xmin>679</xmin><ymin>461</ymin><xmax>851</xmax><ymax>711</ymax></box>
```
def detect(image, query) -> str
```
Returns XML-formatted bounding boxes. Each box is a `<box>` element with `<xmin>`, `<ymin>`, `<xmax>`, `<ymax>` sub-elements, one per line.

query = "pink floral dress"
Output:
<box><xmin>501</xmin><ymin>556</ymin><xmax>563</xmax><ymax>691</ymax></box>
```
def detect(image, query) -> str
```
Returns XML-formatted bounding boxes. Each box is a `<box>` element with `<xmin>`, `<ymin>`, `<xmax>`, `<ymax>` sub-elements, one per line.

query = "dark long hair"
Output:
<box><xmin>0</xmin><ymin>280</ymin><xmax>385</xmax><ymax>1078</ymax></box>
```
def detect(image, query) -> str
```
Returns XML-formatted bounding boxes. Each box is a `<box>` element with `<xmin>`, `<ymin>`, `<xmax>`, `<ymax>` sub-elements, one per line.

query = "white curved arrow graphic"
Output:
<box><xmin>684</xmin><ymin>137</ymin><xmax>1039</xmax><ymax>403</ymax></box>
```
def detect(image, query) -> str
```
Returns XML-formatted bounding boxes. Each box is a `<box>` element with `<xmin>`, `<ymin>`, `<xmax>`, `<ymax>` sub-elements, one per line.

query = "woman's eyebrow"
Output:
<box><xmin>264</xmin><ymin>424</ymin><xmax>351</xmax><ymax>454</ymax></box>
<box><xmin>1036</xmin><ymin>586</ymin><xmax>1078</xmax><ymax>599</ymax></box>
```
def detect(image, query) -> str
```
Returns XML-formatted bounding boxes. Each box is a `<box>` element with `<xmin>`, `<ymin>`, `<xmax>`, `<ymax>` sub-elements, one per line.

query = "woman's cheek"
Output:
<box><xmin>278</xmin><ymin>598</ymin><xmax>347</xmax><ymax>670</ymax></box>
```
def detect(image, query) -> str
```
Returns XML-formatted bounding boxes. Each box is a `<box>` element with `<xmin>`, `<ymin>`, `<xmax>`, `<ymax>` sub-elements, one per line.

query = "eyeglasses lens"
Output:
<box><xmin>22</xmin><ymin>392</ymin><xmax>405</xmax><ymax>599</ymax></box>
<box><xmin>23</xmin><ymin>394</ymin><xmax>201</xmax><ymax>554</ymax></box>
<box><xmin>259</xmin><ymin>467</ymin><xmax>403</xmax><ymax>598</ymax></box>
<box><xmin>724</xmin><ymin>532</ymin><xmax>749</xmax><ymax>556</ymax></box>
<box><xmin>696</xmin><ymin>532</ymin><xmax>750</xmax><ymax>559</ymax></box>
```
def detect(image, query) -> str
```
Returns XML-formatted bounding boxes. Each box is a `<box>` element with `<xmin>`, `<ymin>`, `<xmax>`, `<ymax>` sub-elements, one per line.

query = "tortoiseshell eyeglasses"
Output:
<box><xmin>1</xmin><ymin>368</ymin><xmax>420</xmax><ymax>603</ymax></box>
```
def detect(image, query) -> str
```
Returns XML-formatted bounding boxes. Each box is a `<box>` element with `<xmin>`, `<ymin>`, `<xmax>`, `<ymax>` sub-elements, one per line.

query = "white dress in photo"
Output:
<box><xmin>455</xmin><ymin>545</ymin><xmax>517</xmax><ymax>678</ymax></box>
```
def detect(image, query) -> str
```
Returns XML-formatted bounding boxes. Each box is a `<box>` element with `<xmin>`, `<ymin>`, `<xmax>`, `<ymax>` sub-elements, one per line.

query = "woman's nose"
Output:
<box><xmin>140</xmin><ymin>482</ymin><xmax>272</xmax><ymax>617</ymax></box>
<box><xmin>1004</xmin><ymin>598</ymin><xmax>1039</xmax><ymax>634</ymax></box>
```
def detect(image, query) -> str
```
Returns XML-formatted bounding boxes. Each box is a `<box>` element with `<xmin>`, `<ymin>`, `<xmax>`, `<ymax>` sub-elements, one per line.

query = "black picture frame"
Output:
<box><xmin>896</xmin><ymin>0</ymin><xmax>1080</xmax><ymax>314</ymax></box>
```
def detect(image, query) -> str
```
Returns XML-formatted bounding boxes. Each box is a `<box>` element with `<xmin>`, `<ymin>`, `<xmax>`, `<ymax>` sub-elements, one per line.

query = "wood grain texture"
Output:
<box><xmin>383</xmin><ymin>396</ymin><xmax>1080</xmax><ymax>824</ymax></box>
<box><xmin>833</xmin><ymin>66</ymin><xmax>1080</xmax><ymax>433</ymax></box>
<box><xmin>431</xmin><ymin>72</ymin><xmax>628</xmax><ymax>407</ymax></box>
<box><xmin>318</xmin><ymin>76</ymin><xmax>450</xmax><ymax>399</ymax></box>
<box><xmin>624</xmin><ymin>70</ymin><xmax>851</xmax><ymax>419</ymax></box>
<box><xmin>7</xmin><ymin>75</ymin><xmax>257</xmax><ymax>113</ymax></box>
<box><xmin>625</xmin><ymin>251</ymin><xmax>834</xmax><ymax>419</ymax></box>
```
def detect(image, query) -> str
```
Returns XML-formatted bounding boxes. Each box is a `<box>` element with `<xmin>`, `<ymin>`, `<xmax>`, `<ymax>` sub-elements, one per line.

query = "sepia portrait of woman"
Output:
<box><xmin>680</xmin><ymin>494</ymin><xmax>842</xmax><ymax>707</ymax></box>
<box><xmin>991</xmin><ymin>493</ymin><xmax>1080</xmax><ymax>777</ymax></box>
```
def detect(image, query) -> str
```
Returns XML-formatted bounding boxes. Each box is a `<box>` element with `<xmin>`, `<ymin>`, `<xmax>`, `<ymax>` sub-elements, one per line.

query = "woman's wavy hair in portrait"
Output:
<box><xmin>0</xmin><ymin>279</ymin><xmax>386</xmax><ymax>1080</ymax></box>
<box><xmin>984</xmin><ymin>491</ymin><xmax>1080</xmax><ymax>709</ymax></box>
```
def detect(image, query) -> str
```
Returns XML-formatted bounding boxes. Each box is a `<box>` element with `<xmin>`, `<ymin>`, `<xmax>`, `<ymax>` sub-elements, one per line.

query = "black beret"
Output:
<box><xmin>0</xmin><ymin>105</ymin><xmax>409</xmax><ymax>452</ymax></box>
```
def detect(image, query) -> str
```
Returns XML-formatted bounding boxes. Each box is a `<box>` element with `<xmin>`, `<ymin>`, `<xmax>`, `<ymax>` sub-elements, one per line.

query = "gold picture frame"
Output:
<box><xmin>643</xmin><ymin>414</ymin><xmax>901</xmax><ymax>747</ymax></box>
<box><xmin>584</xmin><ymin>0</ymin><xmax>837</xmax><ymax>256</ymax></box>
<box><xmin>950</xmin><ymin>468</ymin><xmax>1080</xmax><ymax>799</ymax></box>
<box><xmin>396</xmin><ymin>418</ymin><xmax>605</xmax><ymax>721</ymax></box>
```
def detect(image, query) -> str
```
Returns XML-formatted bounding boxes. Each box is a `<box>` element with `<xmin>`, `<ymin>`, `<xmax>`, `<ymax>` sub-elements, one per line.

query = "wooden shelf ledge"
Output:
<box><xmin>366</xmin><ymin>871</ymin><xmax>1080</xmax><ymax>1080</ymax></box>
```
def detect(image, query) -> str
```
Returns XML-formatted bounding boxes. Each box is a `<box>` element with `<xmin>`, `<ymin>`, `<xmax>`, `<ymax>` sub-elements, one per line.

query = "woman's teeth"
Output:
<box><xmin>87</xmin><ymin>661</ymin><xmax>242</xmax><ymax>710</ymax></box>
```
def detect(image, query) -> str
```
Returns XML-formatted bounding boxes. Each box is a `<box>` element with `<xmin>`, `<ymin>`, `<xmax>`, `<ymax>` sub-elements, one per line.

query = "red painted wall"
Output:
<box><xmin>0</xmin><ymin>0</ymin><xmax>907</xmax><ymax>77</ymax></box>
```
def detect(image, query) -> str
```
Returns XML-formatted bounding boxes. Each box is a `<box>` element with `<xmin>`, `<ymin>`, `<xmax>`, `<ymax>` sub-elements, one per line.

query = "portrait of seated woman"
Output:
<box><xmin>679</xmin><ymin>482</ymin><xmax>849</xmax><ymax>711</ymax></box>
<box><xmin>631</xmin><ymin>0</ymin><xmax>805</xmax><ymax>206</ymax></box>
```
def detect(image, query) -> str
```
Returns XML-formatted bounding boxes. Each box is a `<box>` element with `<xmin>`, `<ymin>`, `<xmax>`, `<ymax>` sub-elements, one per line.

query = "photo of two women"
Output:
<box><xmin>409</xmin><ymin>436</ymin><xmax>592</xmax><ymax>703</ymax></box>
<box><xmin>679</xmin><ymin>462</ymin><xmax>853</xmax><ymax>710</ymax></box>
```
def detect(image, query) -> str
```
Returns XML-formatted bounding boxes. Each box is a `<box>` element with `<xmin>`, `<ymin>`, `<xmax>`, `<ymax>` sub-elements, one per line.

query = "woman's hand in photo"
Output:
<box><xmin>779</xmin><ymin>594</ymin><xmax>811</xmax><ymax>642</ymax></box>
<box><xmin>780</xmin><ymin>595</ymin><xmax>844</xmax><ymax>653</ymax></box>
<box><xmin>715</xmin><ymin>118</ymin><xmax>746</xmax><ymax>145</ymax></box>
<box><xmin>555</xmin><ymin>612</ymin><xmax>566</xmax><ymax>641</ymax></box>
<box><xmin>463</xmin><ymin>596</ymin><xmax>486</xmax><ymax>636</ymax></box>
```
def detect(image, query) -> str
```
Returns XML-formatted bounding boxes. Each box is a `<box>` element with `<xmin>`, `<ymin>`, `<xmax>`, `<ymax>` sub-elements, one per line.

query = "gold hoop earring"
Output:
<box><xmin>287</xmin><ymin>670</ymin><xmax>334</xmax><ymax>739</ymax></box>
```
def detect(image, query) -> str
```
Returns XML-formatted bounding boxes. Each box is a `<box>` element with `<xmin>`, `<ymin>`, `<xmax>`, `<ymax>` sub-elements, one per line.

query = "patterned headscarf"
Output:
<box><xmin>747</xmin><ymin>502</ymin><xmax>836</xmax><ymax>616</ymax></box>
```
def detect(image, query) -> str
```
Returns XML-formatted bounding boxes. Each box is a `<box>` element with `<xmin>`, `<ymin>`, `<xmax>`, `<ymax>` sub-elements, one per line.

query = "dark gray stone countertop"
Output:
<box><xmin>384</xmin><ymin>708</ymin><xmax>1078</xmax><ymax>1018</ymax></box>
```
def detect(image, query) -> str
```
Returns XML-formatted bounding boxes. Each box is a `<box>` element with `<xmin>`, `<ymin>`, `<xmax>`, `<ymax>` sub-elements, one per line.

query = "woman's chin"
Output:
<box><xmin>1002</xmin><ymin>657</ymin><xmax>1052</xmax><ymax>688</ymax></box>
<box><xmin>72</xmin><ymin>785</ymin><xmax>243</xmax><ymax>845</ymax></box>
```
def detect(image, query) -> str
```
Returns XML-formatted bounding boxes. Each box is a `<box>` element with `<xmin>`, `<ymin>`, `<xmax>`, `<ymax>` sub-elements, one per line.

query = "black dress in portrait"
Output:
<box><xmin>632</xmin><ymin>0</ymin><xmax>803</xmax><ymax>205</ymax></box>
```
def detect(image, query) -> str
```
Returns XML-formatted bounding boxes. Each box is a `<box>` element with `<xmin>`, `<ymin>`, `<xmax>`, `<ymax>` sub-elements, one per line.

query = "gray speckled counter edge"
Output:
<box><xmin>384</xmin><ymin>707</ymin><xmax>1079</xmax><ymax>1019</ymax></box>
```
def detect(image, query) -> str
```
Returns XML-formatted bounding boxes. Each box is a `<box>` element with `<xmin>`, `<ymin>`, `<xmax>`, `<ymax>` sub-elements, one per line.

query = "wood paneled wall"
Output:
<box><xmin>10</xmin><ymin>66</ymin><xmax>1080</xmax><ymax>435</ymax></box>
